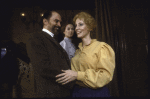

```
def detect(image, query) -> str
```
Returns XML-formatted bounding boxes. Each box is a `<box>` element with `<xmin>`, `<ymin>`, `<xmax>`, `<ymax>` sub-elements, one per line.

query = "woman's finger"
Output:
<box><xmin>55</xmin><ymin>73</ymin><xmax>66</xmax><ymax>78</ymax></box>
<box><xmin>61</xmin><ymin>70</ymin><xmax>67</xmax><ymax>72</ymax></box>
<box><xmin>56</xmin><ymin>75</ymin><xmax>67</xmax><ymax>82</ymax></box>
<box><xmin>62</xmin><ymin>79</ymin><xmax>71</xmax><ymax>85</ymax></box>
<box><xmin>58</xmin><ymin>77</ymin><xmax>69</xmax><ymax>84</ymax></box>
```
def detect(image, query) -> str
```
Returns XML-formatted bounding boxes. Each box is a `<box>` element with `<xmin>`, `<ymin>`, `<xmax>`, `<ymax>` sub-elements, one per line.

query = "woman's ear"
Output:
<box><xmin>63</xmin><ymin>31</ymin><xmax>65</xmax><ymax>35</ymax></box>
<box><xmin>89</xmin><ymin>28</ymin><xmax>92</xmax><ymax>32</ymax></box>
<box><xmin>63</xmin><ymin>32</ymin><xmax>66</xmax><ymax>37</ymax></box>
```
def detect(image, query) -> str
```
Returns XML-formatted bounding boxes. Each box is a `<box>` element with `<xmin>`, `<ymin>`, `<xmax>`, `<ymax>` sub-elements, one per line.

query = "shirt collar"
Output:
<box><xmin>78</xmin><ymin>39</ymin><xmax>97</xmax><ymax>49</ymax></box>
<box><xmin>64</xmin><ymin>37</ymin><xmax>72</xmax><ymax>42</ymax></box>
<box><xmin>42</xmin><ymin>28</ymin><xmax>54</xmax><ymax>37</ymax></box>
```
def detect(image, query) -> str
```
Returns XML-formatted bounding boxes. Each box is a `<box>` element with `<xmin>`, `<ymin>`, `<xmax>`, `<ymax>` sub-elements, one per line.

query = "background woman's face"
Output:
<box><xmin>75</xmin><ymin>18</ymin><xmax>90</xmax><ymax>39</ymax></box>
<box><xmin>64</xmin><ymin>24</ymin><xmax>74</xmax><ymax>38</ymax></box>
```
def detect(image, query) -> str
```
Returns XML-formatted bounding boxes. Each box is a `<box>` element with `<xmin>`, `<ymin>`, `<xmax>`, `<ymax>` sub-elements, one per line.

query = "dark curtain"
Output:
<box><xmin>95</xmin><ymin>0</ymin><xmax>148</xmax><ymax>97</ymax></box>
<box><xmin>95</xmin><ymin>0</ymin><xmax>120</xmax><ymax>96</ymax></box>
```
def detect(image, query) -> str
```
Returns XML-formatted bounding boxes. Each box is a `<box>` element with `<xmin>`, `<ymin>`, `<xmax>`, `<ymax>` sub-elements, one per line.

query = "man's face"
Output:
<box><xmin>47</xmin><ymin>12</ymin><xmax>62</xmax><ymax>35</ymax></box>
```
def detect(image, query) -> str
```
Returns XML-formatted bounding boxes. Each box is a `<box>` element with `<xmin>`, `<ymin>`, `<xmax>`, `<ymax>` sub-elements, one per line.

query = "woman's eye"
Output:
<box><xmin>79</xmin><ymin>23</ymin><xmax>83</xmax><ymax>26</ymax></box>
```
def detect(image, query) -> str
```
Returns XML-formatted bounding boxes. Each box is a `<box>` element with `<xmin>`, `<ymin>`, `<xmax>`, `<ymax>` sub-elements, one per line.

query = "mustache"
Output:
<box><xmin>55</xmin><ymin>26</ymin><xmax>60</xmax><ymax>28</ymax></box>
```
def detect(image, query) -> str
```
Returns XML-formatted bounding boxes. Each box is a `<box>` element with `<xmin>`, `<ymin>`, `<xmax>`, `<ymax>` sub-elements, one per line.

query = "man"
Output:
<box><xmin>26</xmin><ymin>11</ymin><xmax>75</xmax><ymax>98</ymax></box>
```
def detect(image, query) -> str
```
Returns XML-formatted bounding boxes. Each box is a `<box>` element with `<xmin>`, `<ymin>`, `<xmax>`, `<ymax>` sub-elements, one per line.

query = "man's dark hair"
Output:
<box><xmin>40</xmin><ymin>10</ymin><xmax>61</xmax><ymax>28</ymax></box>
<box><xmin>42</xmin><ymin>11</ymin><xmax>53</xmax><ymax>20</ymax></box>
<box><xmin>40</xmin><ymin>11</ymin><xmax>53</xmax><ymax>28</ymax></box>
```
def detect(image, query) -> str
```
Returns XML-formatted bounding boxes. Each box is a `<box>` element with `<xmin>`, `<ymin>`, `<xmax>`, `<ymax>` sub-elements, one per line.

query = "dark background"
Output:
<box><xmin>0</xmin><ymin>0</ymin><xmax>148</xmax><ymax>97</ymax></box>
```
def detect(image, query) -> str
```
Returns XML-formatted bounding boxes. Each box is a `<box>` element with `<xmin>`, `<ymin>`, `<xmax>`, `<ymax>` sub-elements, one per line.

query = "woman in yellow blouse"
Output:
<box><xmin>56</xmin><ymin>12</ymin><xmax>115</xmax><ymax>97</ymax></box>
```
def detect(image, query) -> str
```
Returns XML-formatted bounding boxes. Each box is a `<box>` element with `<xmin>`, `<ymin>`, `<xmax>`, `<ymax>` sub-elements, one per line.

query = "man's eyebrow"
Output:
<box><xmin>55</xmin><ymin>19</ymin><xmax>61</xmax><ymax>22</ymax></box>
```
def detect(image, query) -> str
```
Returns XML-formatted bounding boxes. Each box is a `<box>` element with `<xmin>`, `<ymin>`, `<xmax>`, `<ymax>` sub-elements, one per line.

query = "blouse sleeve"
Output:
<box><xmin>77</xmin><ymin>43</ymin><xmax>115</xmax><ymax>89</ymax></box>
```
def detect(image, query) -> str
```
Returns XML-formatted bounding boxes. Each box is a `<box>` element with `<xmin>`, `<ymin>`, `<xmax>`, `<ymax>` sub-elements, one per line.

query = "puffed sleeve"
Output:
<box><xmin>77</xmin><ymin>43</ymin><xmax>115</xmax><ymax>89</ymax></box>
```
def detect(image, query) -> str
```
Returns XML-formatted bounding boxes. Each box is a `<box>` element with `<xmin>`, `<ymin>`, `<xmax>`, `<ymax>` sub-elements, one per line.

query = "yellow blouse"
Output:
<box><xmin>71</xmin><ymin>39</ymin><xmax>115</xmax><ymax>89</ymax></box>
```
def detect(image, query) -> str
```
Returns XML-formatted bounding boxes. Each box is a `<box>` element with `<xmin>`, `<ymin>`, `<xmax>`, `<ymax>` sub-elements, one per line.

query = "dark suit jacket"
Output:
<box><xmin>26</xmin><ymin>31</ymin><xmax>75</xmax><ymax>98</ymax></box>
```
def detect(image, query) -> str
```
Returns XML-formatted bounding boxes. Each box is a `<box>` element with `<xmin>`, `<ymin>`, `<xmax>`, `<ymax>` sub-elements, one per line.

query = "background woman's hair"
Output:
<box><xmin>61</xmin><ymin>22</ymin><xmax>74</xmax><ymax>33</ymax></box>
<box><xmin>61</xmin><ymin>22</ymin><xmax>75</xmax><ymax>37</ymax></box>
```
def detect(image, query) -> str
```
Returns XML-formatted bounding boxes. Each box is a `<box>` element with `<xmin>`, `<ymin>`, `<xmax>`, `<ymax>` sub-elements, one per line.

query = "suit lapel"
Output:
<box><xmin>42</xmin><ymin>31</ymin><xmax>70</xmax><ymax>63</ymax></box>
<box><xmin>42</xmin><ymin>31</ymin><xmax>62</xmax><ymax>49</ymax></box>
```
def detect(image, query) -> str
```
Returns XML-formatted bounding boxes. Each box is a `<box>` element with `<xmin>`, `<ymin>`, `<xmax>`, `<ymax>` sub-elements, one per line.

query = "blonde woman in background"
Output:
<box><xmin>56</xmin><ymin>12</ymin><xmax>115</xmax><ymax>97</ymax></box>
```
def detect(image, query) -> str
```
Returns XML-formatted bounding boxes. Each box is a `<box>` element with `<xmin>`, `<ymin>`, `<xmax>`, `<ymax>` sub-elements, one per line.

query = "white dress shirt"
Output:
<box><xmin>42</xmin><ymin>28</ymin><xmax>54</xmax><ymax>37</ymax></box>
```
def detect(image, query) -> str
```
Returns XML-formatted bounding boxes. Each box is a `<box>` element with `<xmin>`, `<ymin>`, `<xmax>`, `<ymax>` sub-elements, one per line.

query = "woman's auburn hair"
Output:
<box><xmin>73</xmin><ymin>12</ymin><xmax>96</xmax><ymax>31</ymax></box>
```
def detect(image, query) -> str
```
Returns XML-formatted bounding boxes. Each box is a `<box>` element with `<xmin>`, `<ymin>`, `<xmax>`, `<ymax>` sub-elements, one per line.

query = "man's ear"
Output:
<box><xmin>43</xmin><ymin>18</ymin><xmax>48</xmax><ymax>25</ymax></box>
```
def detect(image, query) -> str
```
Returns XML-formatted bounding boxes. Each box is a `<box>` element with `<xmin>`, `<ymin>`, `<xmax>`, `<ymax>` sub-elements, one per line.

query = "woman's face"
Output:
<box><xmin>75</xmin><ymin>18</ymin><xmax>90</xmax><ymax>39</ymax></box>
<box><xmin>64</xmin><ymin>24</ymin><xmax>74</xmax><ymax>38</ymax></box>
